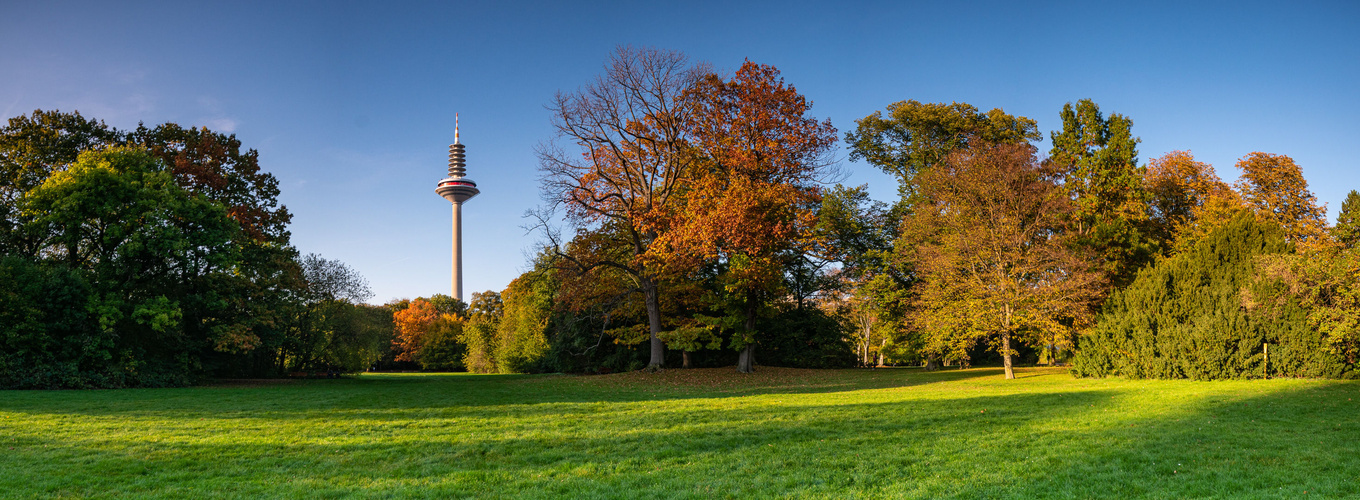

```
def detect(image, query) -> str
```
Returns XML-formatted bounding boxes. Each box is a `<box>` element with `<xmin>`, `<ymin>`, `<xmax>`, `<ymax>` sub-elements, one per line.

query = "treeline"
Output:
<box><xmin>7</xmin><ymin>47</ymin><xmax>1358</xmax><ymax>385</ymax></box>
<box><xmin>0</xmin><ymin>111</ymin><xmax>391</xmax><ymax>388</ymax></box>
<box><xmin>463</xmin><ymin>46</ymin><xmax>1358</xmax><ymax>380</ymax></box>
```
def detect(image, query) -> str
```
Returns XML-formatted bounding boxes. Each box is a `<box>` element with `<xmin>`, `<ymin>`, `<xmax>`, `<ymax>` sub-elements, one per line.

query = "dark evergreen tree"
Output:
<box><xmin>1333</xmin><ymin>190</ymin><xmax>1360</xmax><ymax>249</ymax></box>
<box><xmin>1072</xmin><ymin>211</ymin><xmax>1352</xmax><ymax>379</ymax></box>
<box><xmin>1048</xmin><ymin>99</ymin><xmax>1155</xmax><ymax>289</ymax></box>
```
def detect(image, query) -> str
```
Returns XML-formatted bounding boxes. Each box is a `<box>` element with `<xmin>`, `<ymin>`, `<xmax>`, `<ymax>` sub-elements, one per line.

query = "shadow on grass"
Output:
<box><xmin>0</xmin><ymin>366</ymin><xmax>1009</xmax><ymax>418</ymax></box>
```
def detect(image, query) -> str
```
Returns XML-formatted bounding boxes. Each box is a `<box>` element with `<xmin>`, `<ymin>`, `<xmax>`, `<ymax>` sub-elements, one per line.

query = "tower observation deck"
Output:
<box><xmin>435</xmin><ymin>116</ymin><xmax>479</xmax><ymax>300</ymax></box>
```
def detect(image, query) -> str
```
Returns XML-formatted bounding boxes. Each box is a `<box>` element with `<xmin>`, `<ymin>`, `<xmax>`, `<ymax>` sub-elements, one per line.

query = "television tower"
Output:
<box><xmin>435</xmin><ymin>115</ymin><xmax>480</xmax><ymax>301</ymax></box>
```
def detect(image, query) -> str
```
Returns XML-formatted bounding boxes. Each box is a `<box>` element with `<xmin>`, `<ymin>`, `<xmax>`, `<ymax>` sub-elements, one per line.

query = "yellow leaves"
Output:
<box><xmin>1234</xmin><ymin>152</ymin><xmax>1332</xmax><ymax>249</ymax></box>
<box><xmin>607</xmin><ymin>323</ymin><xmax>651</xmax><ymax>346</ymax></box>
<box><xmin>906</xmin><ymin>142</ymin><xmax>1101</xmax><ymax>360</ymax></box>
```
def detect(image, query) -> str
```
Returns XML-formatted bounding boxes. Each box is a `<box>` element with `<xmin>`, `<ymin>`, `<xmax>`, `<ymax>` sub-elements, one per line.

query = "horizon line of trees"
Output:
<box><xmin>6</xmin><ymin>45</ymin><xmax>1359</xmax><ymax>387</ymax></box>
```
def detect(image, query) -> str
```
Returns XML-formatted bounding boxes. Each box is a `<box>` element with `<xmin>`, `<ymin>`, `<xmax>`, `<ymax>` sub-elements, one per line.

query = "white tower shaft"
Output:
<box><xmin>451</xmin><ymin>202</ymin><xmax>463</xmax><ymax>300</ymax></box>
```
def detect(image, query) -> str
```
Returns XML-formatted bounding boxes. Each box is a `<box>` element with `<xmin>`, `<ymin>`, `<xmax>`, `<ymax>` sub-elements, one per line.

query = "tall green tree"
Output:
<box><xmin>1047</xmin><ymin>99</ymin><xmax>1152</xmax><ymax>289</ymax></box>
<box><xmin>12</xmin><ymin>147</ymin><xmax>242</xmax><ymax>386</ymax></box>
<box><xmin>1334</xmin><ymin>190</ymin><xmax>1360</xmax><ymax>249</ymax></box>
<box><xmin>845</xmin><ymin>100</ymin><xmax>1040</xmax><ymax>199</ymax></box>
<box><xmin>0</xmin><ymin>110</ymin><xmax>317</xmax><ymax>382</ymax></box>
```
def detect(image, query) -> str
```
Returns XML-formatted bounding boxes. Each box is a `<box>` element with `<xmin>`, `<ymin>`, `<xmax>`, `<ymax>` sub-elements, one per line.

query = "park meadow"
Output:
<box><xmin>3</xmin><ymin>367</ymin><xmax>1358</xmax><ymax>498</ymax></box>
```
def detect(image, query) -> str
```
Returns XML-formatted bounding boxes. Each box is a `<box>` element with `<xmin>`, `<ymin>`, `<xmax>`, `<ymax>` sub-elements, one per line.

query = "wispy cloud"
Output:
<box><xmin>2</xmin><ymin>95</ymin><xmax>22</xmax><ymax>119</ymax></box>
<box><xmin>205</xmin><ymin>117</ymin><xmax>238</xmax><ymax>133</ymax></box>
<box><xmin>110</xmin><ymin>68</ymin><xmax>147</xmax><ymax>85</ymax></box>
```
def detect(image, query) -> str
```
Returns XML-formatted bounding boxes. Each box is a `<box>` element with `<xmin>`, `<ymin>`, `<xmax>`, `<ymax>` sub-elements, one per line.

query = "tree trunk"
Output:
<box><xmin>737</xmin><ymin>290</ymin><xmax>757</xmax><ymax>373</ymax></box>
<box><xmin>924</xmin><ymin>356</ymin><xmax>940</xmax><ymax>371</ymax></box>
<box><xmin>737</xmin><ymin>344</ymin><xmax>755</xmax><ymax>373</ymax></box>
<box><xmin>1002</xmin><ymin>329</ymin><xmax>1015</xmax><ymax>379</ymax></box>
<box><xmin>1002</xmin><ymin>303</ymin><xmax>1015</xmax><ymax>379</ymax></box>
<box><xmin>877</xmin><ymin>338</ymin><xmax>886</xmax><ymax>367</ymax></box>
<box><xmin>643</xmin><ymin>277</ymin><xmax>665</xmax><ymax>372</ymax></box>
<box><xmin>682</xmin><ymin>350</ymin><xmax>692</xmax><ymax>369</ymax></box>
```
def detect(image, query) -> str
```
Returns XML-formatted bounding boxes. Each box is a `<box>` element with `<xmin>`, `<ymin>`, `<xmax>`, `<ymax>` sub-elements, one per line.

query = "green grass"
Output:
<box><xmin>1</xmin><ymin>367</ymin><xmax>1358</xmax><ymax>499</ymax></box>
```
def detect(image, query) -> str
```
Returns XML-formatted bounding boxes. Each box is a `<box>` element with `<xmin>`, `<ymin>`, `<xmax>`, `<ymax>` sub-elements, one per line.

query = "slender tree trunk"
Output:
<box><xmin>682</xmin><ymin>350</ymin><xmax>692</xmax><ymax>369</ymax></box>
<box><xmin>737</xmin><ymin>290</ymin><xmax>757</xmax><ymax>373</ymax></box>
<box><xmin>1002</xmin><ymin>330</ymin><xmax>1015</xmax><ymax>379</ymax></box>
<box><xmin>643</xmin><ymin>277</ymin><xmax>665</xmax><ymax>371</ymax></box>
<box><xmin>1003</xmin><ymin>304</ymin><xmax>1015</xmax><ymax>380</ymax></box>
<box><xmin>877</xmin><ymin>338</ymin><xmax>886</xmax><ymax>367</ymax></box>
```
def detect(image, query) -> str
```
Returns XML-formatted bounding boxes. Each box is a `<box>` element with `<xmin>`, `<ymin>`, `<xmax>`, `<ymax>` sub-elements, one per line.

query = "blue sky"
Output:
<box><xmin>3</xmin><ymin>1</ymin><xmax>1357</xmax><ymax>303</ymax></box>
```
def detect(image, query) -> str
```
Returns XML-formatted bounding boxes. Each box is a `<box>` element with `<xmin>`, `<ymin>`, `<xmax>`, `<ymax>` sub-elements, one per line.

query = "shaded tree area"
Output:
<box><xmin>0</xmin><ymin>110</ymin><xmax>385</xmax><ymax>388</ymax></box>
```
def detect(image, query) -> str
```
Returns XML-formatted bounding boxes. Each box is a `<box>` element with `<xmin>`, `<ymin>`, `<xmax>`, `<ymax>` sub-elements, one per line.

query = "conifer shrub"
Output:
<box><xmin>1072</xmin><ymin>212</ymin><xmax>1351</xmax><ymax>379</ymax></box>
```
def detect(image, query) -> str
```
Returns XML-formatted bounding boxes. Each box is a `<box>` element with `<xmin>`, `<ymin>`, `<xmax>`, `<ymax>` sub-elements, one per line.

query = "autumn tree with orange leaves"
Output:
<box><xmin>1142</xmin><ymin>150</ymin><xmax>1245</xmax><ymax>251</ymax></box>
<box><xmin>535</xmin><ymin>47</ymin><xmax>708</xmax><ymax>371</ymax></box>
<box><xmin>1234</xmin><ymin>152</ymin><xmax>1332</xmax><ymax>250</ymax></box>
<box><xmin>668</xmin><ymin>61</ymin><xmax>838</xmax><ymax>373</ymax></box>
<box><xmin>391</xmin><ymin>298</ymin><xmax>466</xmax><ymax>369</ymax></box>
<box><xmin>392</xmin><ymin>298</ymin><xmax>438</xmax><ymax>362</ymax></box>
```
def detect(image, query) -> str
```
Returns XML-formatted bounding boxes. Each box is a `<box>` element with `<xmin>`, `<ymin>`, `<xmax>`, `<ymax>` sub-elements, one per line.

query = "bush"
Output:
<box><xmin>1072</xmin><ymin>212</ymin><xmax>1352</xmax><ymax>379</ymax></box>
<box><xmin>414</xmin><ymin>315</ymin><xmax>464</xmax><ymax>371</ymax></box>
<box><xmin>757</xmin><ymin>306</ymin><xmax>856</xmax><ymax>369</ymax></box>
<box><xmin>494</xmin><ymin>270</ymin><xmax>555</xmax><ymax>373</ymax></box>
<box><xmin>0</xmin><ymin>257</ymin><xmax>111</xmax><ymax>389</ymax></box>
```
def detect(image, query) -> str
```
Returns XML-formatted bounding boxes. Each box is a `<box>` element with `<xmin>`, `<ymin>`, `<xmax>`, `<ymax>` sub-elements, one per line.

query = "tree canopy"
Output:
<box><xmin>904</xmin><ymin>142</ymin><xmax>1102</xmax><ymax>379</ymax></box>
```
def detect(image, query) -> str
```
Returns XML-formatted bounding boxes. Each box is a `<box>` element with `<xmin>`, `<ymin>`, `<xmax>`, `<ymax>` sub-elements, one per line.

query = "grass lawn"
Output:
<box><xmin>1</xmin><ymin>366</ymin><xmax>1358</xmax><ymax>499</ymax></box>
